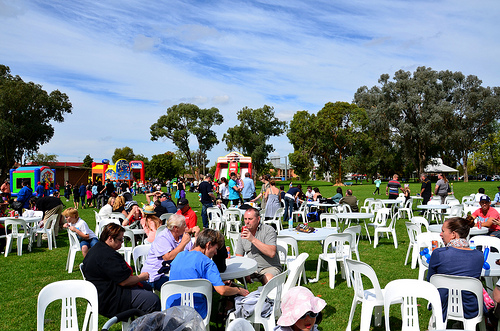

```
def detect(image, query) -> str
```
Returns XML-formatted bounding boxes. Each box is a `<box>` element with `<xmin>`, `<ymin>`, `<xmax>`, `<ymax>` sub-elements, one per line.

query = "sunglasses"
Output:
<box><xmin>114</xmin><ymin>237</ymin><xmax>125</xmax><ymax>242</ymax></box>
<box><xmin>299</xmin><ymin>311</ymin><xmax>318</xmax><ymax>319</ymax></box>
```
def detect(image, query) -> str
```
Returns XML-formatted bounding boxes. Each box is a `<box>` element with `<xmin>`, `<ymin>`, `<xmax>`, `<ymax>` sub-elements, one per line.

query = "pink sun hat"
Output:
<box><xmin>277</xmin><ymin>286</ymin><xmax>326</xmax><ymax>326</ymax></box>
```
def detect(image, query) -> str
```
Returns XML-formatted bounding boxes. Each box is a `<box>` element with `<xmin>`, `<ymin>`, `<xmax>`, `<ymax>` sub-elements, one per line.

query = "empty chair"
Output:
<box><xmin>66</xmin><ymin>230</ymin><xmax>82</xmax><ymax>273</ymax></box>
<box><xmin>315</xmin><ymin>233</ymin><xmax>354</xmax><ymax>289</ymax></box>
<box><xmin>37</xmin><ymin>279</ymin><xmax>98</xmax><ymax>331</ymax></box>
<box><xmin>404</xmin><ymin>222</ymin><xmax>421</xmax><ymax>269</ymax></box>
<box><xmin>343</xmin><ymin>225</ymin><xmax>361</xmax><ymax>261</ymax></box>
<box><xmin>373</xmin><ymin>212</ymin><xmax>398</xmax><ymax>249</ymax></box>
<box><xmin>118</xmin><ymin>228</ymin><xmax>136</xmax><ymax>264</ymax></box>
<box><xmin>415</xmin><ymin>232</ymin><xmax>444</xmax><ymax>280</ymax></box>
<box><xmin>282</xmin><ymin>253</ymin><xmax>309</xmax><ymax>295</ymax></box>
<box><xmin>224</xmin><ymin>209</ymin><xmax>242</xmax><ymax>235</ymax></box>
<box><xmin>263</xmin><ymin>207</ymin><xmax>284</xmax><ymax>233</ymax></box>
<box><xmin>430</xmin><ymin>274</ymin><xmax>486</xmax><ymax>331</ymax></box>
<box><xmin>35</xmin><ymin>214</ymin><xmax>58</xmax><ymax>250</ymax></box>
<box><xmin>320</xmin><ymin>213</ymin><xmax>339</xmax><ymax>231</ymax></box>
<box><xmin>345</xmin><ymin>259</ymin><xmax>385</xmax><ymax>331</ymax></box>
<box><xmin>226</xmin><ymin>271</ymin><xmax>288</xmax><ymax>331</ymax></box>
<box><xmin>364</xmin><ymin>208</ymin><xmax>391</xmax><ymax>244</ymax></box>
<box><xmin>291</xmin><ymin>202</ymin><xmax>307</xmax><ymax>224</ymax></box>
<box><xmin>410</xmin><ymin>216</ymin><xmax>430</xmax><ymax>232</ymax></box>
<box><xmin>444</xmin><ymin>204</ymin><xmax>464</xmax><ymax>218</ymax></box>
<box><xmin>397</xmin><ymin>199</ymin><xmax>413</xmax><ymax>220</ymax></box>
<box><xmin>207</xmin><ymin>207</ymin><xmax>224</xmax><ymax>231</ymax></box>
<box><xmin>227</xmin><ymin>231</ymin><xmax>240</xmax><ymax>255</ymax></box>
<box><xmin>132</xmin><ymin>244</ymin><xmax>151</xmax><ymax>275</ymax></box>
<box><xmin>160</xmin><ymin>279</ymin><xmax>213</xmax><ymax>330</ymax></box>
<box><xmin>384</xmin><ymin>279</ymin><xmax>445</xmax><ymax>331</ymax></box>
<box><xmin>4</xmin><ymin>218</ymin><xmax>34</xmax><ymax>257</ymax></box>
<box><xmin>359</xmin><ymin>198</ymin><xmax>375</xmax><ymax>213</ymax></box>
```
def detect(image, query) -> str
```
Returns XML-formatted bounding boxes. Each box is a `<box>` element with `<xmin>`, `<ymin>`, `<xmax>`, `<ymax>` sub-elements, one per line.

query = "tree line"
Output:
<box><xmin>2</xmin><ymin>64</ymin><xmax>499</xmax><ymax>183</ymax></box>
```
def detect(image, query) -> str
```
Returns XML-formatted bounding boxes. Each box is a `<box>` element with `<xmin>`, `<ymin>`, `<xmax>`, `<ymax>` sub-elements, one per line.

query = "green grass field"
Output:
<box><xmin>2</xmin><ymin>180</ymin><xmax>498</xmax><ymax>330</ymax></box>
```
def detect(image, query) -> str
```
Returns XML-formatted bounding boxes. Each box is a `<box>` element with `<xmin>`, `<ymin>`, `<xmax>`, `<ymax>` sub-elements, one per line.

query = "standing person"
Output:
<box><xmin>228</xmin><ymin>173</ymin><xmax>241</xmax><ymax>206</ymax></box>
<box><xmin>198</xmin><ymin>174</ymin><xmax>215</xmax><ymax>229</ymax></box>
<box><xmin>91</xmin><ymin>182</ymin><xmax>98</xmax><ymax>208</ymax></box>
<box><xmin>1</xmin><ymin>179</ymin><xmax>10</xmax><ymax>200</ymax></box>
<box><xmin>236</xmin><ymin>208</ymin><xmax>281</xmax><ymax>284</ymax></box>
<box><xmin>386</xmin><ymin>174</ymin><xmax>401</xmax><ymax>199</ymax></box>
<box><xmin>420</xmin><ymin>173</ymin><xmax>432</xmax><ymax>205</ymax></box>
<box><xmin>15</xmin><ymin>180</ymin><xmax>33</xmax><ymax>213</ymax></box>
<box><xmin>434</xmin><ymin>173</ymin><xmax>450</xmax><ymax>204</ymax></box>
<box><xmin>177</xmin><ymin>178</ymin><xmax>185</xmax><ymax>203</ymax></box>
<box><xmin>264</xmin><ymin>179</ymin><xmax>281</xmax><ymax>220</ymax></box>
<box><xmin>373</xmin><ymin>177</ymin><xmax>382</xmax><ymax>195</ymax></box>
<box><xmin>283</xmin><ymin>184</ymin><xmax>302</xmax><ymax>221</ymax></box>
<box><xmin>64</xmin><ymin>181</ymin><xmax>72</xmax><ymax>201</ymax></box>
<box><xmin>79</xmin><ymin>183</ymin><xmax>86</xmax><ymax>208</ymax></box>
<box><xmin>72</xmin><ymin>184</ymin><xmax>80</xmax><ymax>209</ymax></box>
<box><xmin>36</xmin><ymin>191</ymin><xmax>64</xmax><ymax>235</ymax></box>
<box><xmin>252</xmin><ymin>175</ymin><xmax>270</xmax><ymax>207</ymax></box>
<box><xmin>35</xmin><ymin>181</ymin><xmax>45</xmax><ymax>198</ymax></box>
<box><xmin>241</xmin><ymin>172</ymin><xmax>256</xmax><ymax>203</ymax></box>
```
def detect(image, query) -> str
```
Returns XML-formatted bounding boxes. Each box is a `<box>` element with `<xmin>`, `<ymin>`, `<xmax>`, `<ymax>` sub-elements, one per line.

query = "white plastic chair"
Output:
<box><xmin>66</xmin><ymin>230</ymin><xmax>82</xmax><ymax>273</ymax></box>
<box><xmin>314</xmin><ymin>233</ymin><xmax>354</xmax><ymax>289</ymax></box>
<box><xmin>291</xmin><ymin>202</ymin><xmax>307</xmax><ymax>224</ymax></box>
<box><xmin>226</xmin><ymin>318</ymin><xmax>254</xmax><ymax>331</ymax></box>
<box><xmin>4</xmin><ymin>218</ymin><xmax>34</xmax><ymax>257</ymax></box>
<box><xmin>470</xmin><ymin>235</ymin><xmax>500</xmax><ymax>294</ymax></box>
<box><xmin>35</xmin><ymin>214</ymin><xmax>58</xmax><ymax>250</ymax></box>
<box><xmin>404</xmin><ymin>222</ymin><xmax>421</xmax><ymax>269</ymax></box>
<box><xmin>118</xmin><ymin>228</ymin><xmax>136</xmax><ymax>264</ymax></box>
<box><xmin>94</xmin><ymin>211</ymin><xmax>102</xmax><ymax>234</ymax></box>
<box><xmin>227</xmin><ymin>231</ymin><xmax>240</xmax><ymax>255</ymax></box>
<box><xmin>430</xmin><ymin>274</ymin><xmax>486</xmax><ymax>331</ymax></box>
<box><xmin>132</xmin><ymin>244</ymin><xmax>151</xmax><ymax>275</ymax></box>
<box><xmin>345</xmin><ymin>259</ymin><xmax>385</xmax><ymax>331</ymax></box>
<box><xmin>37</xmin><ymin>280</ymin><xmax>98</xmax><ymax>331</ymax></box>
<box><xmin>415</xmin><ymin>232</ymin><xmax>444</xmax><ymax>281</ymax></box>
<box><xmin>320</xmin><ymin>213</ymin><xmax>340</xmax><ymax>231</ymax></box>
<box><xmin>282</xmin><ymin>253</ymin><xmax>309</xmax><ymax>295</ymax></box>
<box><xmin>156</xmin><ymin>224</ymin><xmax>167</xmax><ymax>236</ymax></box>
<box><xmin>160</xmin><ymin>278</ymin><xmax>213</xmax><ymax>330</ymax></box>
<box><xmin>159</xmin><ymin>213</ymin><xmax>174</xmax><ymax>224</ymax></box>
<box><xmin>343</xmin><ymin>225</ymin><xmax>361</xmax><ymax>261</ymax></box>
<box><xmin>359</xmin><ymin>198</ymin><xmax>375</xmax><ymax>213</ymax></box>
<box><xmin>207</xmin><ymin>207</ymin><xmax>224</xmax><ymax>231</ymax></box>
<box><xmin>384</xmin><ymin>279</ymin><xmax>445</xmax><ymax>331</ymax></box>
<box><xmin>224</xmin><ymin>209</ymin><xmax>242</xmax><ymax>235</ymax></box>
<box><xmin>373</xmin><ymin>212</ymin><xmax>398</xmax><ymax>249</ymax></box>
<box><xmin>398</xmin><ymin>199</ymin><xmax>413</xmax><ymax>220</ymax></box>
<box><xmin>226</xmin><ymin>271</ymin><xmax>288</xmax><ymax>331</ymax></box>
<box><xmin>410</xmin><ymin>216</ymin><xmax>430</xmax><ymax>232</ymax></box>
<box><xmin>263</xmin><ymin>207</ymin><xmax>284</xmax><ymax>233</ymax></box>
<box><xmin>364</xmin><ymin>208</ymin><xmax>391</xmax><ymax>245</ymax></box>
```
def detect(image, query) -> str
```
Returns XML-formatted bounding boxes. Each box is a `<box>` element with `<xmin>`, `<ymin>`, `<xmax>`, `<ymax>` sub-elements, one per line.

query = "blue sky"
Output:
<box><xmin>0</xmin><ymin>0</ymin><xmax>499</xmax><ymax>167</ymax></box>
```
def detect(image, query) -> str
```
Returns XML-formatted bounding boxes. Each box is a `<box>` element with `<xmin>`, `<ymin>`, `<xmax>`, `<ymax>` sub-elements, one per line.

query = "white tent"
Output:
<box><xmin>424</xmin><ymin>158</ymin><xmax>459</xmax><ymax>174</ymax></box>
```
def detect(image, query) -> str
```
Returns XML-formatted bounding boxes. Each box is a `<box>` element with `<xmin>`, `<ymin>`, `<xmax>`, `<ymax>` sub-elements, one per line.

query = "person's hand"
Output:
<box><xmin>138</xmin><ymin>271</ymin><xmax>149</xmax><ymax>281</ymax></box>
<box><xmin>192</xmin><ymin>226</ymin><xmax>201</xmax><ymax>237</ymax></box>
<box><xmin>241</xmin><ymin>226</ymin><xmax>254</xmax><ymax>242</ymax></box>
<box><xmin>180</xmin><ymin>232</ymin><xmax>191</xmax><ymax>245</ymax></box>
<box><xmin>63</xmin><ymin>223</ymin><xmax>69</xmax><ymax>229</ymax></box>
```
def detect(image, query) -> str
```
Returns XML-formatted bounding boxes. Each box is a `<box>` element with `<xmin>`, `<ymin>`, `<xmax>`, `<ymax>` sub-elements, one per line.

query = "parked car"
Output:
<box><xmin>493</xmin><ymin>175</ymin><xmax>500</xmax><ymax>181</ymax></box>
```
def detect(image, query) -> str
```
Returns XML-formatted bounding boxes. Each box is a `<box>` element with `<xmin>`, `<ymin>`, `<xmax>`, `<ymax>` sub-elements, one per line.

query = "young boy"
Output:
<box><xmin>62</xmin><ymin>207</ymin><xmax>98</xmax><ymax>257</ymax></box>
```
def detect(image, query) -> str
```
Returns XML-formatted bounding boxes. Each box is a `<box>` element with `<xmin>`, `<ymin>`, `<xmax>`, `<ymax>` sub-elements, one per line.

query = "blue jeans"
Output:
<box><xmin>201</xmin><ymin>202</ymin><xmax>213</xmax><ymax>228</ymax></box>
<box><xmin>284</xmin><ymin>197</ymin><xmax>295</xmax><ymax>221</ymax></box>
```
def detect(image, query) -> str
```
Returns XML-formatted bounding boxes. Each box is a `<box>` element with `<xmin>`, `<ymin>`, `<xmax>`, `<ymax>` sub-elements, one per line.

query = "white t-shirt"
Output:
<box><xmin>74</xmin><ymin>218</ymin><xmax>97</xmax><ymax>240</ymax></box>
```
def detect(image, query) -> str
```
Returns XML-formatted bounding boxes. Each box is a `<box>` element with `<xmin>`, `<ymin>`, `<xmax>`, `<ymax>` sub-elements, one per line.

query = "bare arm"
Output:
<box><xmin>241</xmin><ymin>229</ymin><xmax>276</xmax><ymax>258</ymax></box>
<box><xmin>162</xmin><ymin>233</ymin><xmax>192</xmax><ymax>261</ymax></box>
<box><xmin>214</xmin><ymin>285</ymin><xmax>249</xmax><ymax>297</ymax></box>
<box><xmin>494</xmin><ymin>286</ymin><xmax>500</xmax><ymax>303</ymax></box>
<box><xmin>118</xmin><ymin>272</ymin><xmax>149</xmax><ymax>286</ymax></box>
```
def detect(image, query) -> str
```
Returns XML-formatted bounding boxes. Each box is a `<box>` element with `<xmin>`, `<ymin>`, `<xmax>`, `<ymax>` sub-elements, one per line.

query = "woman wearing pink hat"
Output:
<box><xmin>275</xmin><ymin>286</ymin><xmax>326</xmax><ymax>331</ymax></box>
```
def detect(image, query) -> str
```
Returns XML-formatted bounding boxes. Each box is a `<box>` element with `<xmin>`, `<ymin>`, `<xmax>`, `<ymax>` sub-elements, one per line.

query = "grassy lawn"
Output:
<box><xmin>2</xmin><ymin>179</ymin><xmax>498</xmax><ymax>330</ymax></box>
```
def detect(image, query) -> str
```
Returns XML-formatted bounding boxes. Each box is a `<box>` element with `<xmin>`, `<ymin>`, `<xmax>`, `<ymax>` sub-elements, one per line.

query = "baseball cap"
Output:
<box><xmin>177</xmin><ymin>198</ymin><xmax>189</xmax><ymax>207</ymax></box>
<box><xmin>480</xmin><ymin>195</ymin><xmax>491</xmax><ymax>203</ymax></box>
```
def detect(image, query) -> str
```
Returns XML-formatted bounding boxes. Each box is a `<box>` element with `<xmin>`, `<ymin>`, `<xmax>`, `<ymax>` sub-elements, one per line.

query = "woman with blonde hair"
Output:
<box><xmin>112</xmin><ymin>195</ymin><xmax>127</xmax><ymax>217</ymax></box>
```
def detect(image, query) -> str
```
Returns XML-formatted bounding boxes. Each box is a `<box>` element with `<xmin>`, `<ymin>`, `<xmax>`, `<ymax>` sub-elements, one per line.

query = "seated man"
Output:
<box><xmin>472</xmin><ymin>195</ymin><xmax>500</xmax><ymax>237</ymax></box>
<box><xmin>167</xmin><ymin>229</ymin><xmax>249</xmax><ymax>318</ymax></box>
<box><xmin>82</xmin><ymin>223</ymin><xmax>160</xmax><ymax>318</ymax></box>
<box><xmin>141</xmin><ymin>214</ymin><xmax>194</xmax><ymax>291</ymax></box>
<box><xmin>176</xmin><ymin>198</ymin><xmax>200</xmax><ymax>235</ymax></box>
<box><xmin>160</xmin><ymin>193</ymin><xmax>177</xmax><ymax>214</ymax></box>
<box><xmin>474</xmin><ymin>188</ymin><xmax>487</xmax><ymax>203</ymax></box>
<box><xmin>236</xmin><ymin>207</ymin><xmax>282</xmax><ymax>284</ymax></box>
<box><xmin>339</xmin><ymin>189</ymin><xmax>359</xmax><ymax>212</ymax></box>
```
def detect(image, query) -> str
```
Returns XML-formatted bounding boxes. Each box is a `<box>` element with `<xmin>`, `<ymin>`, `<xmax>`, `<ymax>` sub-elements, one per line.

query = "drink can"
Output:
<box><xmin>431</xmin><ymin>240</ymin><xmax>438</xmax><ymax>251</ymax></box>
<box><xmin>478</xmin><ymin>220</ymin><xmax>482</xmax><ymax>229</ymax></box>
<box><xmin>226</xmin><ymin>246</ymin><xmax>231</xmax><ymax>259</ymax></box>
<box><xmin>241</xmin><ymin>226</ymin><xmax>247</xmax><ymax>234</ymax></box>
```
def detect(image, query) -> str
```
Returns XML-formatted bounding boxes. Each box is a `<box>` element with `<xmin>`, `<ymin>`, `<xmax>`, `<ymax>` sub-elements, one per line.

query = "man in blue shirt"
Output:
<box><xmin>241</xmin><ymin>172</ymin><xmax>255</xmax><ymax>202</ymax></box>
<box><xmin>159</xmin><ymin>193</ymin><xmax>177</xmax><ymax>214</ymax></box>
<box><xmin>283</xmin><ymin>184</ymin><xmax>302</xmax><ymax>221</ymax></box>
<box><xmin>35</xmin><ymin>182</ymin><xmax>45</xmax><ymax>198</ymax></box>
<box><xmin>493</xmin><ymin>186</ymin><xmax>500</xmax><ymax>206</ymax></box>
<box><xmin>168</xmin><ymin>229</ymin><xmax>249</xmax><ymax>318</ymax></box>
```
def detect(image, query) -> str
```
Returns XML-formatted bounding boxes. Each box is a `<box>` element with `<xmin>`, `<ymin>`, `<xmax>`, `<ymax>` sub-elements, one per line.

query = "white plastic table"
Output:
<box><xmin>279</xmin><ymin>227</ymin><xmax>338</xmax><ymax>241</ymax></box>
<box><xmin>335</xmin><ymin>212</ymin><xmax>374</xmax><ymax>230</ymax></box>
<box><xmin>220</xmin><ymin>256</ymin><xmax>258</xmax><ymax>280</ymax></box>
<box><xmin>428</xmin><ymin>224</ymin><xmax>488</xmax><ymax>236</ymax></box>
<box><xmin>417</xmin><ymin>204</ymin><xmax>449</xmax><ymax>223</ymax></box>
<box><xmin>0</xmin><ymin>216</ymin><xmax>42</xmax><ymax>224</ymax></box>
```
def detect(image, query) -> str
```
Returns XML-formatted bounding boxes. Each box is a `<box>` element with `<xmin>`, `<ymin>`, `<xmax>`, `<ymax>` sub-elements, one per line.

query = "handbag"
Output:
<box><xmin>174</xmin><ymin>190</ymin><xmax>180</xmax><ymax>199</ymax></box>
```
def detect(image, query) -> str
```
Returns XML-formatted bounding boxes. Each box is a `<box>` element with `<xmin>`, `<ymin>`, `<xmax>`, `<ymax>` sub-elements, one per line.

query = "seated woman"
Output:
<box><xmin>331</xmin><ymin>187</ymin><xmax>343</xmax><ymax>204</ymax></box>
<box><xmin>471</xmin><ymin>195</ymin><xmax>500</xmax><ymax>237</ymax></box>
<box><xmin>312</xmin><ymin>187</ymin><xmax>322</xmax><ymax>201</ymax></box>
<box><xmin>122</xmin><ymin>201</ymin><xmax>143</xmax><ymax>227</ymax></box>
<box><xmin>427</xmin><ymin>216</ymin><xmax>484</xmax><ymax>321</ymax></box>
<box><xmin>112</xmin><ymin>196</ymin><xmax>127</xmax><ymax>217</ymax></box>
<box><xmin>275</xmin><ymin>286</ymin><xmax>326</xmax><ymax>331</ymax></box>
<box><xmin>142</xmin><ymin>205</ymin><xmax>162</xmax><ymax>243</ymax></box>
<box><xmin>82</xmin><ymin>223</ymin><xmax>160</xmax><ymax>318</ymax></box>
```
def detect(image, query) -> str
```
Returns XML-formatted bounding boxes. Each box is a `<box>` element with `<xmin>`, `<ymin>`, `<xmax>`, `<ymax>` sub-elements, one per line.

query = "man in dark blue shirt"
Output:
<box><xmin>283</xmin><ymin>184</ymin><xmax>302</xmax><ymax>221</ymax></box>
<box><xmin>198</xmin><ymin>174</ymin><xmax>215</xmax><ymax>229</ymax></box>
<box><xmin>159</xmin><ymin>193</ymin><xmax>177</xmax><ymax>214</ymax></box>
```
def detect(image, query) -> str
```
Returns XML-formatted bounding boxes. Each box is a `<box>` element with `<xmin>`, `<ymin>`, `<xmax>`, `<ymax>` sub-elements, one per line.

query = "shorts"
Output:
<box><xmin>80</xmin><ymin>237</ymin><xmax>99</xmax><ymax>249</ymax></box>
<box><xmin>74</xmin><ymin>196</ymin><xmax>80</xmax><ymax>203</ymax></box>
<box><xmin>250</xmin><ymin>266</ymin><xmax>282</xmax><ymax>283</ymax></box>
